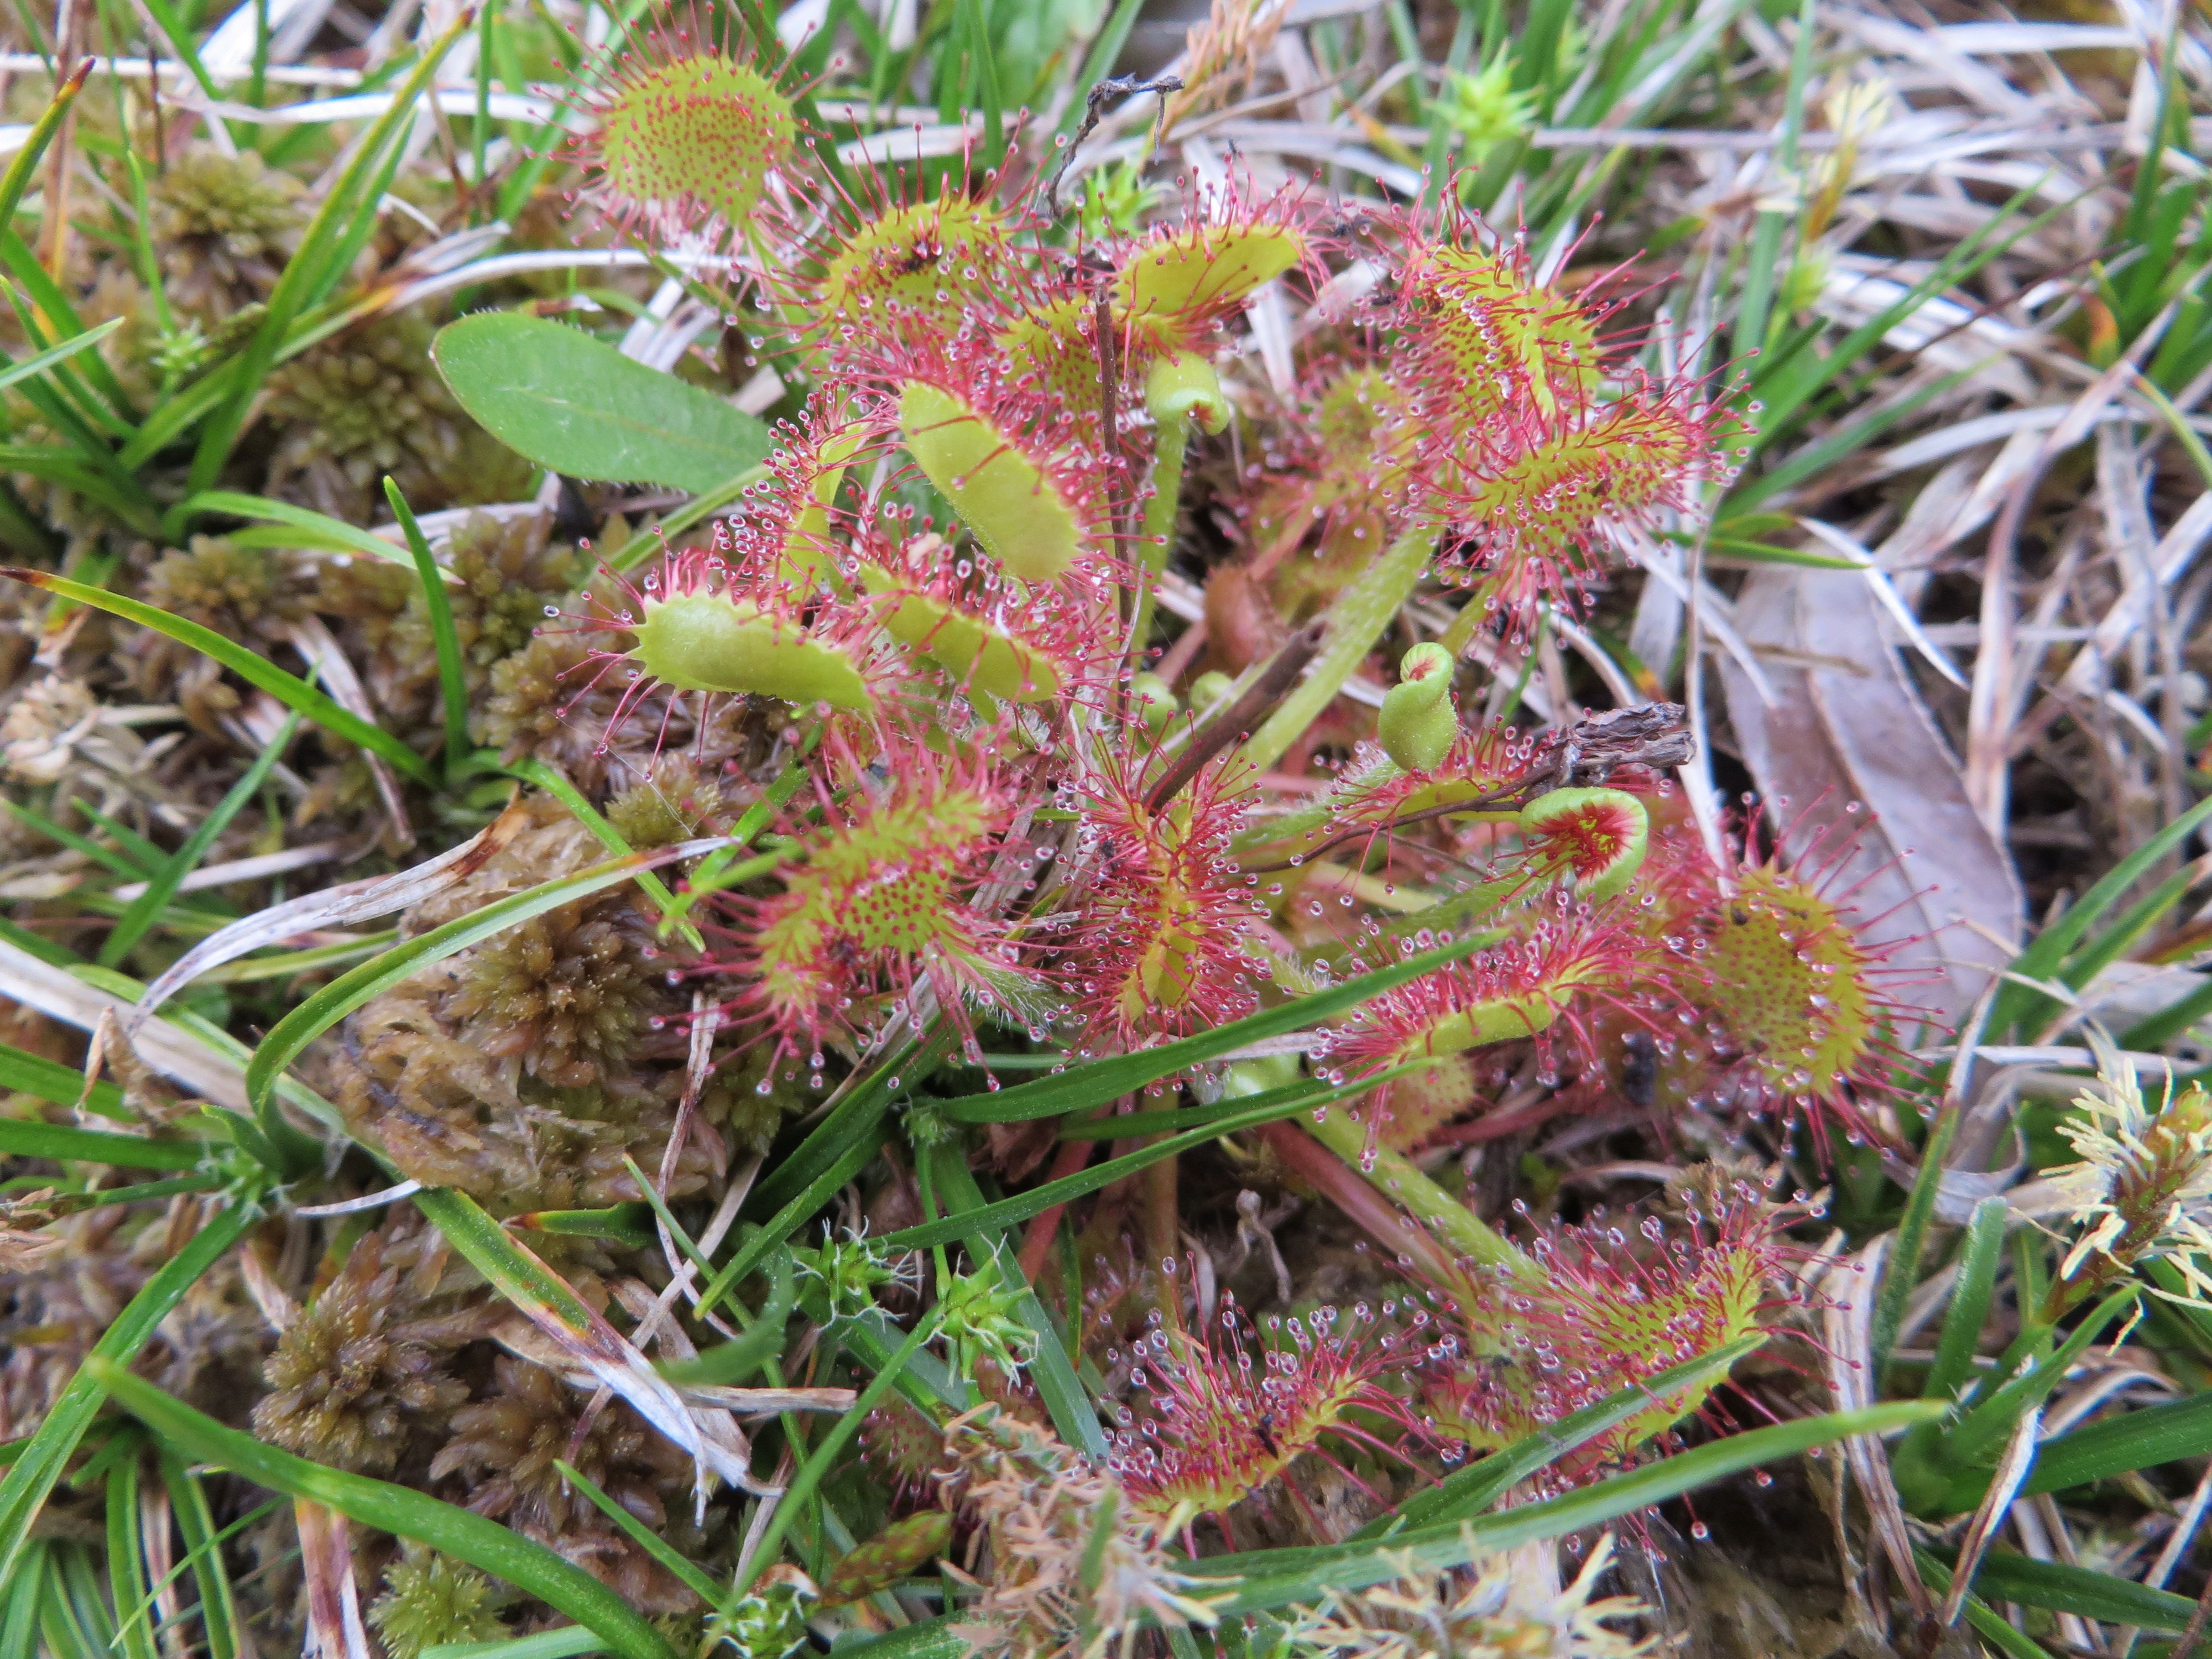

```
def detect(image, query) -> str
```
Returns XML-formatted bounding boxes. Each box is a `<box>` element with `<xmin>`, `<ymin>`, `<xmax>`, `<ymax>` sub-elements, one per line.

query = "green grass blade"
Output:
<box><xmin>1730</xmin><ymin>0</ymin><xmax>1813</xmax><ymax>358</ymax></box>
<box><xmin>1190</xmin><ymin>1401</ymin><xmax>1943</xmax><ymax>1612</ymax></box>
<box><xmin>732</xmin><ymin>1303</ymin><xmax>946</xmax><ymax>1597</ymax></box>
<box><xmin>552</xmin><ymin>1459</ymin><xmax>724</xmax><ymax>1609</ymax></box>
<box><xmin>1913</xmin><ymin>1552</ymin><xmax>2058</xmax><ymax>1659</ymax></box>
<box><xmin>0</xmin><ymin>1193</ymin><xmax>259</xmax><ymax>1589</ymax></box>
<box><xmin>86</xmin><ymin>1363</ymin><xmax>677</xmax><ymax>1659</ymax></box>
<box><xmin>178</xmin><ymin>491</ymin><xmax>422</xmax><ymax>570</ymax></box>
<box><xmin>930</xmin><ymin>1150</ymin><xmax>1105</xmax><ymax>1458</ymax></box>
<box><xmin>1871</xmin><ymin>1102</ymin><xmax>1959</xmax><ymax>1381</ymax></box>
<box><xmin>185</xmin><ymin>17</ymin><xmax>471</xmax><ymax>497</ymax></box>
<box><xmin>879</xmin><ymin>1070</ymin><xmax>1428</xmax><ymax>1254</ymax></box>
<box><xmin>0</xmin><ymin>568</ymin><xmax>434</xmax><ymax>785</ymax></box>
<box><xmin>0</xmin><ymin>317</ymin><xmax>122</xmax><ymax>398</ymax></box>
<box><xmin>1923</xmin><ymin>1197</ymin><xmax>2007</xmax><ymax>1406</ymax></box>
<box><xmin>100</xmin><ymin>706</ymin><xmax>304</xmax><ymax>969</ymax></box>
<box><xmin>508</xmin><ymin>758</ymin><xmax>703</xmax><ymax>952</ymax></box>
<box><xmin>104</xmin><ymin>1438</ymin><xmax>159</xmax><ymax>1659</ymax></box>
<box><xmin>0</xmin><ymin>60</ymin><xmax>88</xmax><ymax>238</ymax></box>
<box><xmin>0</xmin><ymin>1039</ymin><xmax>126</xmax><ymax>1117</ymax></box>
<box><xmin>794</xmin><ymin>1621</ymin><xmax>962</xmax><ymax>1659</ymax></box>
<box><xmin>1945</xmin><ymin>1550</ymin><xmax>2195</xmax><ymax>1631</ymax></box>
<box><xmin>1938</xmin><ymin>1389</ymin><xmax>2212</xmax><ymax>1512</ymax></box>
<box><xmin>154</xmin><ymin>1464</ymin><xmax>254</xmax><ymax>1659</ymax></box>
<box><xmin>0</xmin><ymin>1540</ymin><xmax>45</xmax><ymax>1659</ymax></box>
<box><xmin>1365</xmin><ymin>1334</ymin><xmax>1767</xmax><ymax>1537</ymax></box>
<box><xmin>383</xmin><ymin>478</ymin><xmax>470</xmax><ymax>779</ymax></box>
<box><xmin>2121</xmin><ymin>974</ymin><xmax>2212</xmax><ymax>1052</ymax></box>
<box><xmin>426</xmin><ymin>1626</ymin><xmax>607</xmax><ymax>1659</ymax></box>
<box><xmin>695</xmin><ymin>1133</ymin><xmax>887</xmax><ymax>1324</ymax></box>
<box><xmin>1991</xmin><ymin>794</ymin><xmax>2212</xmax><ymax>1039</ymax></box>
<box><xmin>0</xmin><ymin>1118</ymin><xmax>207</xmax><ymax>1170</ymax></box>
<box><xmin>940</xmin><ymin>928</ymin><xmax>1495</xmax><ymax>1125</ymax></box>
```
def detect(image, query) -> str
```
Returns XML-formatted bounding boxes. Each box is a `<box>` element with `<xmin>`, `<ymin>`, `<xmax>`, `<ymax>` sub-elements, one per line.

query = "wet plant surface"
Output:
<box><xmin>0</xmin><ymin>0</ymin><xmax>2208</xmax><ymax>1656</ymax></box>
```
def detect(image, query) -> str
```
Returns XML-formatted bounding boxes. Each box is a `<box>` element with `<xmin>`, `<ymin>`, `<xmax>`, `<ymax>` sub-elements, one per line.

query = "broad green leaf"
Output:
<box><xmin>432</xmin><ymin>312</ymin><xmax>771</xmax><ymax>493</ymax></box>
<box><xmin>0</xmin><ymin>1195</ymin><xmax>258</xmax><ymax>1590</ymax></box>
<box><xmin>0</xmin><ymin>570</ymin><xmax>434</xmax><ymax>786</ymax></box>
<box><xmin>85</xmin><ymin>1362</ymin><xmax>677</xmax><ymax>1659</ymax></box>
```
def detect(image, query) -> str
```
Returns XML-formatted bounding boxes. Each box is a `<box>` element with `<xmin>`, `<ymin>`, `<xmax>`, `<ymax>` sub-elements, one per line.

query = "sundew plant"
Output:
<box><xmin>0</xmin><ymin>0</ymin><xmax>2209</xmax><ymax>1654</ymax></box>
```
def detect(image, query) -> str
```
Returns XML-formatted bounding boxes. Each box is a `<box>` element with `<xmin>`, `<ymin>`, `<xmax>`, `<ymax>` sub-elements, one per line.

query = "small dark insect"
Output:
<box><xmin>1620</xmin><ymin>1030</ymin><xmax>1658</xmax><ymax>1111</ymax></box>
<box><xmin>1252</xmin><ymin>1411</ymin><xmax>1280</xmax><ymax>1458</ymax></box>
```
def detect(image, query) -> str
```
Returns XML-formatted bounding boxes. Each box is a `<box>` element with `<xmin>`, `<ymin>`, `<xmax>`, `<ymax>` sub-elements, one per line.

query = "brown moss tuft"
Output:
<box><xmin>327</xmin><ymin>799</ymin><xmax>716</xmax><ymax>1210</ymax></box>
<box><xmin>252</xmin><ymin>1222</ymin><xmax>482</xmax><ymax>1475</ymax></box>
<box><xmin>442</xmin><ymin>898</ymin><xmax>658</xmax><ymax>1090</ymax></box>
<box><xmin>264</xmin><ymin>314</ymin><xmax>534</xmax><ymax>519</ymax></box>
<box><xmin>431</xmin><ymin>1355</ymin><xmax>702</xmax><ymax>1611</ymax></box>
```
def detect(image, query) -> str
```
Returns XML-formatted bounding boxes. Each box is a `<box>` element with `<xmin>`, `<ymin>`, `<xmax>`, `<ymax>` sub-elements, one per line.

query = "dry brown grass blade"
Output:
<box><xmin>1824</xmin><ymin>1234</ymin><xmax>1934</xmax><ymax>1623</ymax></box>
<box><xmin>295</xmin><ymin>1499</ymin><xmax>371</xmax><ymax>1659</ymax></box>
<box><xmin>0</xmin><ymin>936</ymin><xmax>249</xmax><ymax>1108</ymax></box>
<box><xmin>135</xmin><ymin>796</ymin><xmax>533</xmax><ymax>1018</ymax></box>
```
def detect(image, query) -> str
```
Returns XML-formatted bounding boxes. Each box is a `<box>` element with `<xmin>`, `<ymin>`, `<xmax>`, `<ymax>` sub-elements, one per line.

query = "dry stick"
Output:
<box><xmin>1145</xmin><ymin>617</ymin><xmax>1329</xmax><ymax>813</ymax></box>
<box><xmin>2177</xmin><ymin>1574</ymin><xmax>2212</xmax><ymax>1659</ymax></box>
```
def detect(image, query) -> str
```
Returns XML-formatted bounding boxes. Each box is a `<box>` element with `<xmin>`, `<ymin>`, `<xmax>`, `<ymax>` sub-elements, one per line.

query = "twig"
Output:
<box><xmin>1046</xmin><ymin>73</ymin><xmax>1182</xmax><ymax>216</ymax></box>
<box><xmin>1145</xmin><ymin>618</ymin><xmax>1328</xmax><ymax>812</ymax></box>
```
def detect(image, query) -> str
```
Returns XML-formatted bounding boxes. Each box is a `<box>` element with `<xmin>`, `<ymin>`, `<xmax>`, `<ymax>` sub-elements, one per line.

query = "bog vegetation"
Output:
<box><xmin>0</xmin><ymin>0</ymin><xmax>2205</xmax><ymax>1655</ymax></box>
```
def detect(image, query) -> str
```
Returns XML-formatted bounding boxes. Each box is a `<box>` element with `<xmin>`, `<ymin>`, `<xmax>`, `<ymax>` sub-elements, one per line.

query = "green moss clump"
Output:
<box><xmin>367</xmin><ymin>1549</ymin><xmax>507</xmax><ymax>1659</ymax></box>
<box><xmin>150</xmin><ymin>147</ymin><xmax>307</xmax><ymax>319</ymax></box>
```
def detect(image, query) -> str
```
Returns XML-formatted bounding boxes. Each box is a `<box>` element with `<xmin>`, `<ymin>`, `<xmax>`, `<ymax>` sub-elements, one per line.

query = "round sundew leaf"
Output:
<box><xmin>1411</xmin><ymin>248</ymin><xmax>1602</xmax><ymax>418</ymax></box>
<box><xmin>1518</xmin><ymin>786</ymin><xmax>1649</xmax><ymax>900</ymax></box>
<box><xmin>854</xmin><ymin>567</ymin><xmax>1063</xmax><ymax>702</ymax></box>
<box><xmin>816</xmin><ymin>194</ymin><xmax>1014</xmax><ymax>328</ymax></box>
<box><xmin>1703</xmin><ymin>864</ymin><xmax>1879</xmax><ymax>1095</ymax></box>
<box><xmin>1117</xmin><ymin>221</ymin><xmax>1305</xmax><ymax>321</ymax></box>
<box><xmin>630</xmin><ymin>590</ymin><xmax>873</xmax><ymax>711</ymax></box>
<box><xmin>897</xmin><ymin>382</ymin><xmax>1083</xmax><ymax>583</ymax></box>
<box><xmin>594</xmin><ymin>55</ymin><xmax>794</xmax><ymax>228</ymax></box>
